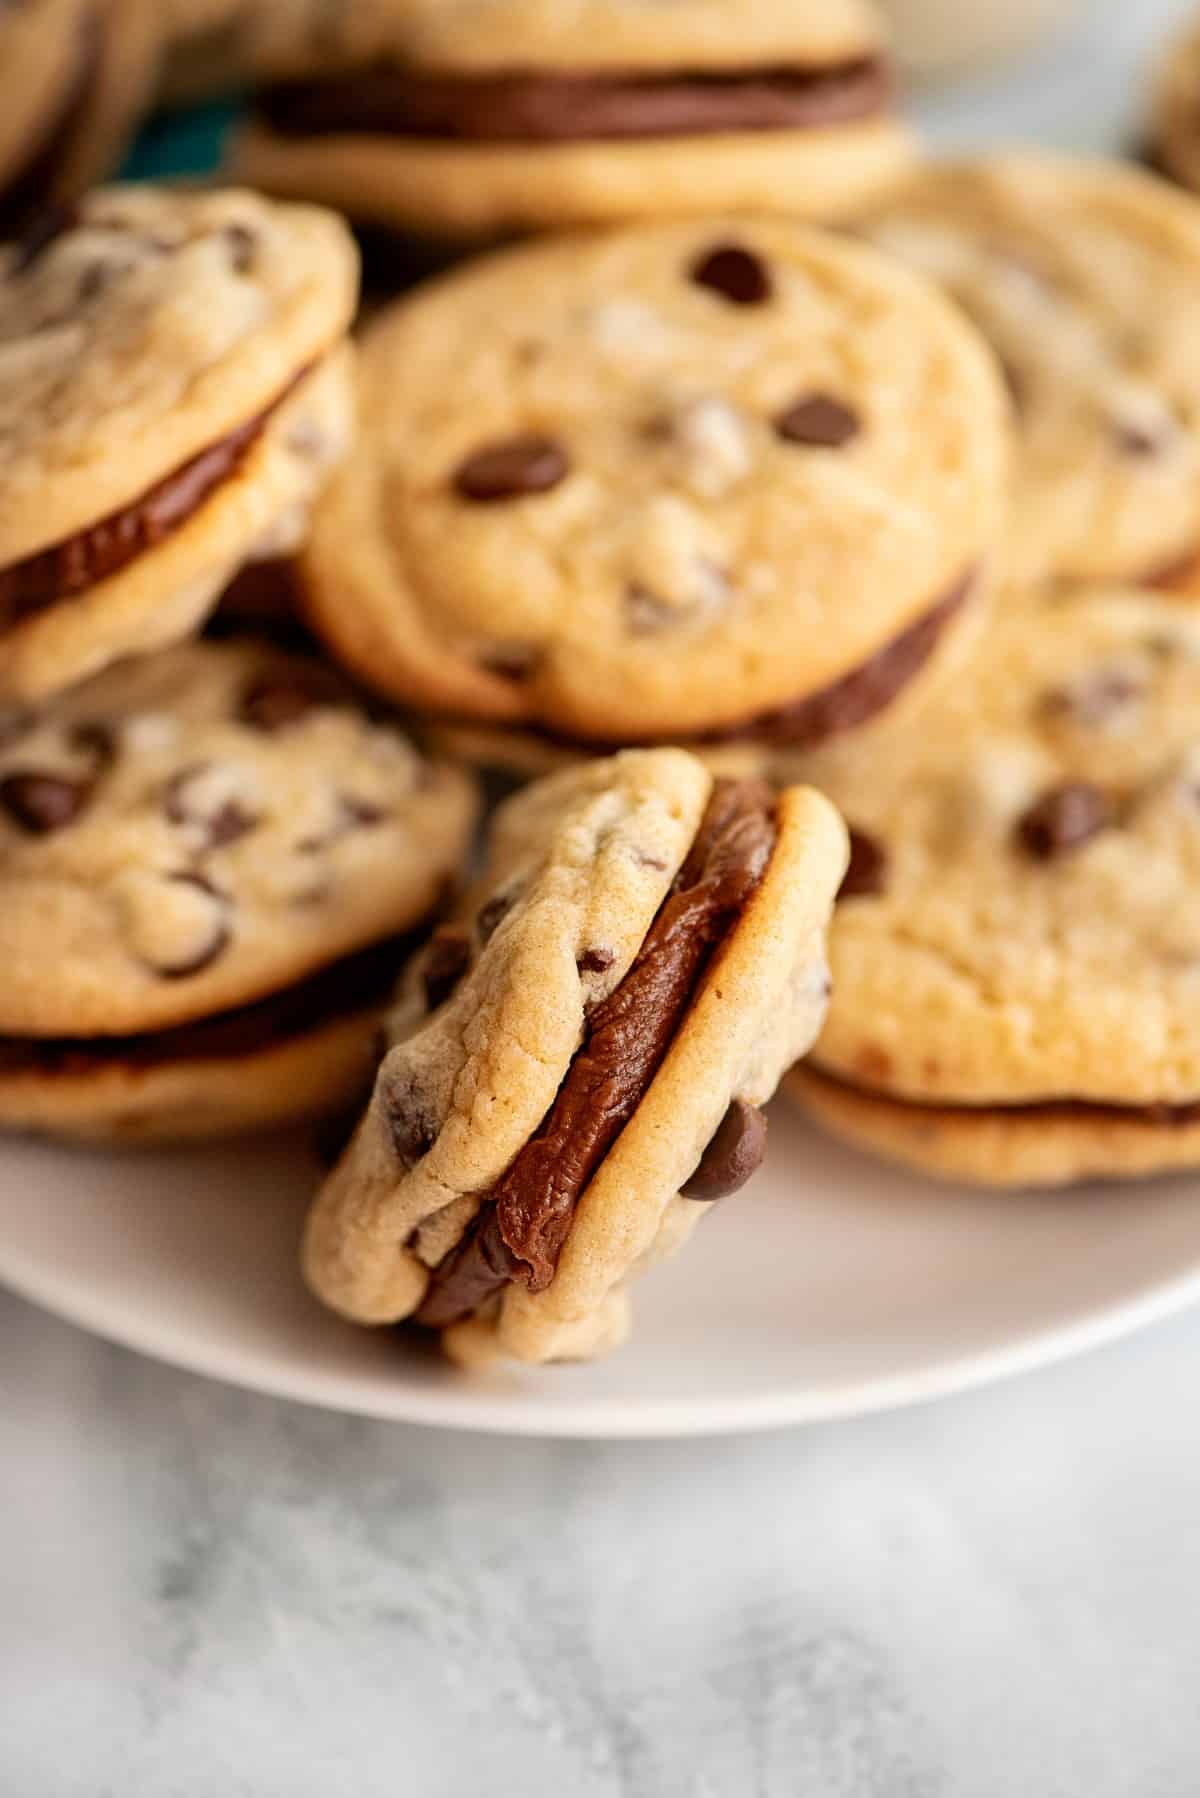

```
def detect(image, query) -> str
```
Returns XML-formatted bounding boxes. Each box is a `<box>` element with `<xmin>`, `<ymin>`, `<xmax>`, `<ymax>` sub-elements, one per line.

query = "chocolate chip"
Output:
<box><xmin>1112</xmin><ymin>416</ymin><xmax>1172</xmax><ymax>457</ymax></box>
<box><xmin>689</xmin><ymin>243</ymin><xmax>771</xmax><ymax>306</ymax></box>
<box><xmin>339</xmin><ymin>794</ymin><xmax>386</xmax><ymax>828</ymax></box>
<box><xmin>1040</xmin><ymin>670</ymin><xmax>1143</xmax><ymax>728</ymax></box>
<box><xmin>422</xmin><ymin>926</ymin><xmax>472</xmax><ymax>1011</ymax></box>
<box><xmin>477</xmin><ymin>890</ymin><xmax>516</xmax><ymax>945</ymax></box>
<box><xmin>76</xmin><ymin>262</ymin><xmax>110</xmax><ymax>304</ymax></box>
<box><xmin>1017</xmin><ymin>783</ymin><xmax>1114</xmax><ymax>859</ymax></box>
<box><xmin>163</xmin><ymin>764</ymin><xmax>257</xmax><ymax>850</ymax></box>
<box><xmin>239</xmin><ymin>668</ymin><xmax>341</xmax><ymax>731</ymax></box>
<box><xmin>453</xmin><ymin>436</ymin><xmax>569</xmax><ymax>503</ymax></box>
<box><xmin>478</xmin><ymin>643</ymin><xmax>541</xmax><ymax>680</ymax></box>
<box><xmin>774</xmin><ymin>393</ymin><xmax>861</xmax><ymax>449</ymax></box>
<box><xmin>682</xmin><ymin>1099</ymin><xmax>768</xmax><ymax>1201</ymax></box>
<box><xmin>11</xmin><ymin>203</ymin><xmax>77</xmax><ymax>273</ymax></box>
<box><xmin>382</xmin><ymin>1069</ymin><xmax>438</xmax><ymax>1169</ymax></box>
<box><xmin>225</xmin><ymin>224</ymin><xmax>258</xmax><ymax>274</ymax></box>
<box><xmin>0</xmin><ymin>771</ymin><xmax>93</xmax><ymax>834</ymax></box>
<box><xmin>150</xmin><ymin>873</ymin><xmax>232</xmax><ymax>978</ymax></box>
<box><xmin>839</xmin><ymin>827</ymin><xmax>888</xmax><ymax>899</ymax></box>
<box><xmin>577</xmin><ymin>946</ymin><xmax>615</xmax><ymax>974</ymax></box>
<box><xmin>71</xmin><ymin>721</ymin><xmax>116</xmax><ymax>766</ymax></box>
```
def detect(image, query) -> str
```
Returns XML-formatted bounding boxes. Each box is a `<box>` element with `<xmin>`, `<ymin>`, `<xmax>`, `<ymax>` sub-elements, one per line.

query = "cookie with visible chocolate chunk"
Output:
<box><xmin>0</xmin><ymin>0</ymin><xmax>158</xmax><ymax>238</ymax></box>
<box><xmin>303</xmin><ymin>748</ymin><xmax>846</xmax><ymax>1366</ymax></box>
<box><xmin>786</xmin><ymin>583</ymin><xmax>1200</xmax><ymax>1186</ymax></box>
<box><xmin>0</xmin><ymin>638</ymin><xmax>479</xmax><ymax>1143</ymax></box>
<box><xmin>299</xmin><ymin>218</ymin><xmax>1006</xmax><ymax>760</ymax></box>
<box><xmin>231</xmin><ymin>0</ymin><xmax>915</xmax><ymax>236</ymax></box>
<box><xmin>0</xmin><ymin>185</ymin><xmax>359</xmax><ymax>703</ymax></box>
<box><xmin>857</xmin><ymin>154</ymin><xmax>1200</xmax><ymax>590</ymax></box>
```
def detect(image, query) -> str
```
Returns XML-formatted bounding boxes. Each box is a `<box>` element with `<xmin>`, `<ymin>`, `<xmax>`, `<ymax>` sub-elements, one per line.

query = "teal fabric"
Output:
<box><xmin>119</xmin><ymin>100</ymin><xmax>239</xmax><ymax>181</ymax></box>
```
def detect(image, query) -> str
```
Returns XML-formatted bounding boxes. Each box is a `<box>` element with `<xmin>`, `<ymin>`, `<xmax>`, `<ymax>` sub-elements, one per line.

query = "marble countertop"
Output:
<box><xmin>8</xmin><ymin>2</ymin><xmax>1200</xmax><ymax>1791</ymax></box>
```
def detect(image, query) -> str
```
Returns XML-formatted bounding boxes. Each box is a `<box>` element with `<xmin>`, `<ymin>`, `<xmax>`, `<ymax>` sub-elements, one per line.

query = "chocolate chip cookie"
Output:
<box><xmin>304</xmin><ymin>749</ymin><xmax>846</xmax><ymax>1365</ymax></box>
<box><xmin>300</xmin><ymin>219</ymin><xmax>1007</xmax><ymax>758</ymax></box>
<box><xmin>787</xmin><ymin>583</ymin><xmax>1200</xmax><ymax>1186</ymax></box>
<box><xmin>0</xmin><ymin>638</ymin><xmax>479</xmax><ymax>1143</ymax></box>
<box><xmin>232</xmin><ymin>0</ymin><xmax>915</xmax><ymax>236</ymax></box>
<box><xmin>0</xmin><ymin>0</ymin><xmax>157</xmax><ymax>237</ymax></box>
<box><xmin>857</xmin><ymin>154</ymin><xmax>1200</xmax><ymax>589</ymax></box>
<box><xmin>1150</xmin><ymin>10</ymin><xmax>1200</xmax><ymax>195</ymax></box>
<box><xmin>0</xmin><ymin>185</ymin><xmax>359</xmax><ymax>703</ymax></box>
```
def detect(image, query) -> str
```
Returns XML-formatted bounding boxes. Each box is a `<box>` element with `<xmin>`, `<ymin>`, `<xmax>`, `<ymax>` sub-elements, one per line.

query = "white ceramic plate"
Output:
<box><xmin>3</xmin><ymin>1101</ymin><xmax>1200</xmax><ymax>1437</ymax></box>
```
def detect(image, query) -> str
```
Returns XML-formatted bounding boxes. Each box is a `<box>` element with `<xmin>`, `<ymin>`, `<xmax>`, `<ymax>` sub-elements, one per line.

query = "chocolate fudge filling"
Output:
<box><xmin>259</xmin><ymin>57</ymin><xmax>891</xmax><ymax>146</ymax></box>
<box><xmin>413</xmin><ymin>779</ymin><xmax>776</xmax><ymax>1330</ymax></box>
<box><xmin>0</xmin><ymin>931</ymin><xmax>416</xmax><ymax>1077</ymax></box>
<box><xmin>0</xmin><ymin>367</ymin><xmax>310</xmax><ymax>633</ymax></box>
<box><xmin>519</xmin><ymin>573</ymin><xmax>970</xmax><ymax>756</ymax></box>
<box><xmin>804</xmin><ymin>1065</ymin><xmax>1200</xmax><ymax>1130</ymax></box>
<box><xmin>0</xmin><ymin>5</ymin><xmax>103</xmax><ymax>238</ymax></box>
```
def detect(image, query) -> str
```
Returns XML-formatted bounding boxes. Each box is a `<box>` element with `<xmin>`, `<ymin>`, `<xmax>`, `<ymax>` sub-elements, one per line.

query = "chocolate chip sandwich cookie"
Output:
<box><xmin>233</xmin><ymin>0</ymin><xmax>915</xmax><ymax>237</ymax></box>
<box><xmin>300</xmin><ymin>218</ymin><xmax>1007</xmax><ymax>777</ymax></box>
<box><xmin>0</xmin><ymin>0</ymin><xmax>157</xmax><ymax>237</ymax></box>
<box><xmin>0</xmin><ymin>185</ymin><xmax>358</xmax><ymax>704</ymax></box>
<box><xmin>1150</xmin><ymin>10</ymin><xmax>1200</xmax><ymax>194</ymax></box>
<box><xmin>0</xmin><ymin>639</ymin><xmax>478</xmax><ymax>1144</ymax></box>
<box><xmin>857</xmin><ymin>155</ymin><xmax>1200</xmax><ymax>591</ymax></box>
<box><xmin>788</xmin><ymin>583</ymin><xmax>1200</xmax><ymax>1187</ymax></box>
<box><xmin>305</xmin><ymin>749</ymin><xmax>846</xmax><ymax>1366</ymax></box>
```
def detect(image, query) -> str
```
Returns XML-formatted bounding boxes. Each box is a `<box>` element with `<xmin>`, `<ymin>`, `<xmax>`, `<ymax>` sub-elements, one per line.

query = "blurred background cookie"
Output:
<box><xmin>857</xmin><ymin>153</ymin><xmax>1200</xmax><ymax>591</ymax></box>
<box><xmin>232</xmin><ymin>0</ymin><xmax>916</xmax><ymax>237</ymax></box>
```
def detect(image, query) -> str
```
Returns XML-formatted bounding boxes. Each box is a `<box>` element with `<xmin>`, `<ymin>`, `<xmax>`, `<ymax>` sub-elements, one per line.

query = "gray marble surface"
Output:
<box><xmin>7</xmin><ymin>2</ymin><xmax>1200</xmax><ymax>1792</ymax></box>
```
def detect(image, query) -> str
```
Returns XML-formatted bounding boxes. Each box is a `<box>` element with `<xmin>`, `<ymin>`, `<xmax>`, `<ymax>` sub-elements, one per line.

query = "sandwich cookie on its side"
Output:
<box><xmin>305</xmin><ymin>749</ymin><xmax>847</xmax><ymax>1366</ymax></box>
<box><xmin>0</xmin><ymin>639</ymin><xmax>478</xmax><ymax>1144</ymax></box>
<box><xmin>788</xmin><ymin>584</ymin><xmax>1200</xmax><ymax>1187</ymax></box>
<box><xmin>0</xmin><ymin>186</ymin><xmax>359</xmax><ymax>703</ymax></box>
<box><xmin>857</xmin><ymin>154</ymin><xmax>1200</xmax><ymax>591</ymax></box>
<box><xmin>233</xmin><ymin>0</ymin><xmax>915</xmax><ymax>236</ymax></box>
<box><xmin>0</xmin><ymin>0</ymin><xmax>157</xmax><ymax>237</ymax></box>
<box><xmin>299</xmin><ymin>218</ymin><xmax>1008</xmax><ymax>780</ymax></box>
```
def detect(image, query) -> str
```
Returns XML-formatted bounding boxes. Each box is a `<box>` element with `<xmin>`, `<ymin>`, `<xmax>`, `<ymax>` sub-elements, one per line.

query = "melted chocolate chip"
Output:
<box><xmin>577</xmin><ymin>946</ymin><xmax>615</xmax><ymax>974</ymax></box>
<box><xmin>71</xmin><ymin>720</ymin><xmax>116</xmax><ymax>766</ymax></box>
<box><xmin>163</xmin><ymin>765</ymin><xmax>257</xmax><ymax>850</ymax></box>
<box><xmin>76</xmin><ymin>261</ymin><xmax>109</xmax><ymax>304</ymax></box>
<box><xmin>423</xmin><ymin>926</ymin><xmax>472</xmax><ymax>1011</ymax></box>
<box><xmin>382</xmin><ymin>1067</ymin><xmax>439</xmax><ymax>1168</ymax></box>
<box><xmin>1017</xmin><ymin>783</ymin><xmax>1114</xmax><ymax>860</ymax></box>
<box><xmin>774</xmin><ymin>392</ymin><xmax>861</xmax><ymax>448</ymax></box>
<box><xmin>689</xmin><ymin>242</ymin><xmax>772</xmax><ymax>305</ymax></box>
<box><xmin>839</xmin><ymin>827</ymin><xmax>888</xmax><ymax>899</ymax></box>
<box><xmin>339</xmin><ymin>794</ymin><xmax>386</xmax><ymax>828</ymax></box>
<box><xmin>478</xmin><ymin>642</ymin><xmax>541</xmax><ymax>680</ymax></box>
<box><xmin>1112</xmin><ymin>415</ymin><xmax>1173</xmax><ymax>457</ymax></box>
<box><xmin>151</xmin><ymin>873</ymin><xmax>232</xmax><ymax>979</ymax></box>
<box><xmin>239</xmin><ymin>667</ymin><xmax>342</xmax><ymax>731</ymax></box>
<box><xmin>0</xmin><ymin>770</ymin><xmax>93</xmax><ymax>834</ymax></box>
<box><xmin>225</xmin><ymin>223</ymin><xmax>258</xmax><ymax>274</ymax></box>
<box><xmin>453</xmin><ymin>436</ymin><xmax>569</xmax><ymax>503</ymax></box>
<box><xmin>1040</xmin><ymin>670</ymin><xmax>1143</xmax><ymax>728</ymax></box>
<box><xmin>681</xmin><ymin>1098</ymin><xmax>768</xmax><ymax>1200</ymax></box>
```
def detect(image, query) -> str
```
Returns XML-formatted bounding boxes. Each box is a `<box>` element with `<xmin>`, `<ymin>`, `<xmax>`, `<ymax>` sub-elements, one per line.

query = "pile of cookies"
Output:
<box><xmin>5</xmin><ymin>0</ymin><xmax>1200</xmax><ymax>1368</ymax></box>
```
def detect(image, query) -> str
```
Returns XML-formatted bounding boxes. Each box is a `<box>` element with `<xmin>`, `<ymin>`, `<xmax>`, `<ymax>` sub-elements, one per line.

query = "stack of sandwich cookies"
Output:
<box><xmin>787</xmin><ymin>584</ymin><xmax>1200</xmax><ymax>1187</ymax></box>
<box><xmin>299</xmin><ymin>218</ymin><xmax>1008</xmax><ymax>779</ymax></box>
<box><xmin>234</xmin><ymin>0</ymin><xmax>915</xmax><ymax>236</ymax></box>
<box><xmin>0</xmin><ymin>638</ymin><xmax>478</xmax><ymax>1143</ymax></box>
<box><xmin>857</xmin><ymin>154</ymin><xmax>1200</xmax><ymax>591</ymax></box>
<box><xmin>0</xmin><ymin>186</ymin><xmax>358</xmax><ymax>702</ymax></box>
<box><xmin>0</xmin><ymin>0</ymin><xmax>157</xmax><ymax>237</ymax></box>
<box><xmin>304</xmin><ymin>749</ymin><xmax>846</xmax><ymax>1365</ymax></box>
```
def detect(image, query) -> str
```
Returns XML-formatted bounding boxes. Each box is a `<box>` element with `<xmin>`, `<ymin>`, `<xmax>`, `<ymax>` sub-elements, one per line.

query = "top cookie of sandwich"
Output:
<box><xmin>301</xmin><ymin>217</ymin><xmax>1007</xmax><ymax>748</ymax></box>
<box><xmin>857</xmin><ymin>154</ymin><xmax>1200</xmax><ymax>588</ymax></box>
